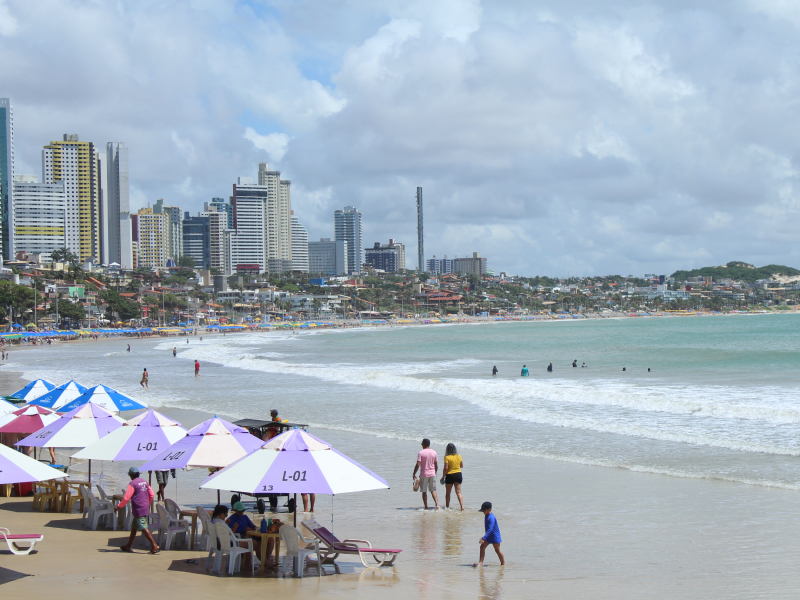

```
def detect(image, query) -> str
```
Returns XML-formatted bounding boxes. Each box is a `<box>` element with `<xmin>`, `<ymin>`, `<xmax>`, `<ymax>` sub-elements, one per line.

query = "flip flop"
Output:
<box><xmin>148</xmin><ymin>547</ymin><xmax>161</xmax><ymax>555</ymax></box>
<box><xmin>120</xmin><ymin>546</ymin><xmax>134</xmax><ymax>553</ymax></box>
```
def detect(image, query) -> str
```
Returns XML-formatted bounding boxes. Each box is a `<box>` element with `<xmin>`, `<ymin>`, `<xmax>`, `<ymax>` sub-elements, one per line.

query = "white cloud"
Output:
<box><xmin>0</xmin><ymin>0</ymin><xmax>17</xmax><ymax>36</ymax></box>
<box><xmin>243</xmin><ymin>128</ymin><xmax>290</xmax><ymax>161</ymax></box>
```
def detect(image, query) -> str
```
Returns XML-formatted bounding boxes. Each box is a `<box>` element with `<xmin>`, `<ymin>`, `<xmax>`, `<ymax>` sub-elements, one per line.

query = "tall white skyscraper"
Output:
<box><xmin>291</xmin><ymin>215</ymin><xmax>308</xmax><ymax>272</ymax></box>
<box><xmin>12</xmin><ymin>175</ymin><xmax>66</xmax><ymax>258</ymax></box>
<box><xmin>334</xmin><ymin>206</ymin><xmax>362</xmax><ymax>274</ymax></box>
<box><xmin>0</xmin><ymin>98</ymin><xmax>14</xmax><ymax>261</ymax></box>
<box><xmin>105</xmin><ymin>142</ymin><xmax>129</xmax><ymax>266</ymax></box>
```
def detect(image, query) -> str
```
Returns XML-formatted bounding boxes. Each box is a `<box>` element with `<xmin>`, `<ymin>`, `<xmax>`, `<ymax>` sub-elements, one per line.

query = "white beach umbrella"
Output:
<box><xmin>73</xmin><ymin>410</ymin><xmax>187</xmax><ymax>461</ymax></box>
<box><xmin>16</xmin><ymin>402</ymin><xmax>125</xmax><ymax>449</ymax></box>
<box><xmin>0</xmin><ymin>443</ymin><xmax>67</xmax><ymax>485</ymax></box>
<box><xmin>8</xmin><ymin>379</ymin><xmax>56</xmax><ymax>402</ymax></box>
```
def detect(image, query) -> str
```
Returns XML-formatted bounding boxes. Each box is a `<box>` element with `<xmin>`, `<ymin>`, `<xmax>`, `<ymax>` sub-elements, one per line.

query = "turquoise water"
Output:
<box><xmin>12</xmin><ymin>313</ymin><xmax>800</xmax><ymax>489</ymax></box>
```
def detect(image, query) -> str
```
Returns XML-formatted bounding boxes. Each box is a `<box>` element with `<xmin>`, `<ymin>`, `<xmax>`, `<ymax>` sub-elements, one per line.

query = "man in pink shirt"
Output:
<box><xmin>412</xmin><ymin>438</ymin><xmax>440</xmax><ymax>509</ymax></box>
<box><xmin>115</xmin><ymin>467</ymin><xmax>159</xmax><ymax>554</ymax></box>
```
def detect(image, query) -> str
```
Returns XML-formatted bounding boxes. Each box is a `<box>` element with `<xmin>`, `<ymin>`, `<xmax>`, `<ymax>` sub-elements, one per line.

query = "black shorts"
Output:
<box><xmin>444</xmin><ymin>473</ymin><xmax>462</xmax><ymax>485</ymax></box>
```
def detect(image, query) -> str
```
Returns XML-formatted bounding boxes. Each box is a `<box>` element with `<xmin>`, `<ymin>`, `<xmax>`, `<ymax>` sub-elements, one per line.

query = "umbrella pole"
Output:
<box><xmin>217</xmin><ymin>489</ymin><xmax>220</xmax><ymax>505</ymax></box>
<box><xmin>149</xmin><ymin>471</ymin><xmax>153</xmax><ymax>510</ymax></box>
<box><xmin>89</xmin><ymin>459</ymin><xmax>92</xmax><ymax>484</ymax></box>
<box><xmin>294</xmin><ymin>493</ymin><xmax>297</xmax><ymax>527</ymax></box>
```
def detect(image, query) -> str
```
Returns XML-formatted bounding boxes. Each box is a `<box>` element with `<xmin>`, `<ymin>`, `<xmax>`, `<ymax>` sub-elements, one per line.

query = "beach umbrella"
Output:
<box><xmin>200</xmin><ymin>428</ymin><xmax>389</xmax><ymax>525</ymax></box>
<box><xmin>0</xmin><ymin>397</ymin><xmax>19</xmax><ymax>416</ymax></box>
<box><xmin>28</xmin><ymin>380</ymin><xmax>88</xmax><ymax>410</ymax></box>
<box><xmin>57</xmin><ymin>385</ymin><xmax>147</xmax><ymax>414</ymax></box>
<box><xmin>0</xmin><ymin>443</ymin><xmax>67</xmax><ymax>485</ymax></box>
<box><xmin>139</xmin><ymin>417</ymin><xmax>262</xmax><ymax>472</ymax></box>
<box><xmin>16</xmin><ymin>402</ymin><xmax>124</xmax><ymax>449</ymax></box>
<box><xmin>72</xmin><ymin>409</ymin><xmax>187</xmax><ymax>462</ymax></box>
<box><xmin>0</xmin><ymin>405</ymin><xmax>59</xmax><ymax>434</ymax></box>
<box><xmin>8</xmin><ymin>379</ymin><xmax>56</xmax><ymax>402</ymax></box>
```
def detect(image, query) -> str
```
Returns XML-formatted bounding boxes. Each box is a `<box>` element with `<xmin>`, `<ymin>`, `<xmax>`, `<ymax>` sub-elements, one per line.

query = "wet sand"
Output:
<box><xmin>3</xmin><ymin>364</ymin><xmax>800</xmax><ymax>598</ymax></box>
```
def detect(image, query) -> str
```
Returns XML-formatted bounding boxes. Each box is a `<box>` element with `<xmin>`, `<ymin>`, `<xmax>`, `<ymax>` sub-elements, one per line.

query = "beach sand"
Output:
<box><xmin>3</xmin><ymin>357</ymin><xmax>800</xmax><ymax>599</ymax></box>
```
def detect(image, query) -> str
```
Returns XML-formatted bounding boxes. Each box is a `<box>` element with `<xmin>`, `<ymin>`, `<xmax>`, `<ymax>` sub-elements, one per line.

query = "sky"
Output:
<box><xmin>2</xmin><ymin>0</ymin><xmax>800</xmax><ymax>276</ymax></box>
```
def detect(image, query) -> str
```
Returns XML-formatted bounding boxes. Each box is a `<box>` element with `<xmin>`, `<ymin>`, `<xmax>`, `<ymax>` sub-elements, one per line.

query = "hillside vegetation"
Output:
<box><xmin>670</xmin><ymin>261</ymin><xmax>800</xmax><ymax>283</ymax></box>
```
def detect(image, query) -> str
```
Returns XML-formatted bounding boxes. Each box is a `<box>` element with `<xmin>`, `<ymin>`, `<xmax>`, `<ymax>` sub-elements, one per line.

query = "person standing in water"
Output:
<box><xmin>473</xmin><ymin>501</ymin><xmax>504</xmax><ymax>567</ymax></box>
<box><xmin>572</xmin><ymin>360</ymin><xmax>577</xmax><ymax>367</ymax></box>
<box><xmin>172</xmin><ymin>347</ymin><xmax>177</xmax><ymax>357</ymax></box>
<box><xmin>140</xmin><ymin>368</ymin><xmax>149</xmax><ymax>388</ymax></box>
<box><xmin>492</xmin><ymin>366</ymin><xmax>498</xmax><ymax>376</ymax></box>
<box><xmin>127</xmin><ymin>344</ymin><xmax>130</xmax><ymax>352</ymax></box>
<box><xmin>442</xmin><ymin>443</ymin><xmax>464</xmax><ymax>510</ymax></box>
<box><xmin>413</xmin><ymin>438</ymin><xmax>440</xmax><ymax>510</ymax></box>
<box><xmin>547</xmin><ymin>362</ymin><xmax>553</xmax><ymax>372</ymax></box>
<box><xmin>194</xmin><ymin>360</ymin><xmax>200</xmax><ymax>377</ymax></box>
<box><xmin>520</xmin><ymin>365</ymin><xmax>529</xmax><ymax>376</ymax></box>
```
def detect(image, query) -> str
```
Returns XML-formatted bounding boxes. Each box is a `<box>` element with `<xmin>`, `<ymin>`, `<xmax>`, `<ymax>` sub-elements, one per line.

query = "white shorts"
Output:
<box><xmin>419</xmin><ymin>476</ymin><xmax>437</xmax><ymax>493</ymax></box>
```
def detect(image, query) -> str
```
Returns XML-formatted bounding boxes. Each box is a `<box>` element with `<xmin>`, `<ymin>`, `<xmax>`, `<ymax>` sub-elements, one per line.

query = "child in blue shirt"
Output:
<box><xmin>474</xmin><ymin>501</ymin><xmax>505</xmax><ymax>567</ymax></box>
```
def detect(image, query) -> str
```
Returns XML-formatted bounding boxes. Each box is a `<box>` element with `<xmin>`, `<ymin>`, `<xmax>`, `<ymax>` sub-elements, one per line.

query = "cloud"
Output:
<box><xmin>4</xmin><ymin>0</ymin><xmax>800</xmax><ymax>274</ymax></box>
<box><xmin>243</xmin><ymin>128</ymin><xmax>290</xmax><ymax>161</ymax></box>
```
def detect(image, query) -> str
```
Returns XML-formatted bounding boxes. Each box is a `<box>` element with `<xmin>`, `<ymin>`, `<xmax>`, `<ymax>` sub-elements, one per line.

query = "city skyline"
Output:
<box><xmin>2</xmin><ymin>2</ymin><xmax>800</xmax><ymax>275</ymax></box>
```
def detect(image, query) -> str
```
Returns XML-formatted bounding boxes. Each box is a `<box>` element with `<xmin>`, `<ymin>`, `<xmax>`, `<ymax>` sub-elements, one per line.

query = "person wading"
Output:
<box><xmin>413</xmin><ymin>438</ymin><xmax>440</xmax><ymax>510</ymax></box>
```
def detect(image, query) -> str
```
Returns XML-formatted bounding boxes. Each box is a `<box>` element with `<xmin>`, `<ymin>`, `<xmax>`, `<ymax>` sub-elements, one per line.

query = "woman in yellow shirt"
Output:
<box><xmin>442</xmin><ymin>443</ymin><xmax>464</xmax><ymax>510</ymax></box>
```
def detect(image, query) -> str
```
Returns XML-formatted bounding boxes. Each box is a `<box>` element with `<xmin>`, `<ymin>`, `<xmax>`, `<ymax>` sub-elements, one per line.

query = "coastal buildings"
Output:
<box><xmin>416</xmin><ymin>187</ymin><xmax>424</xmax><ymax>273</ymax></box>
<box><xmin>153</xmin><ymin>198</ymin><xmax>182</xmax><ymax>261</ymax></box>
<box><xmin>427</xmin><ymin>256</ymin><xmax>454</xmax><ymax>275</ymax></box>
<box><xmin>200</xmin><ymin>205</ymin><xmax>228</xmax><ymax>273</ymax></box>
<box><xmin>291</xmin><ymin>215</ymin><xmax>308</xmax><ymax>272</ymax></box>
<box><xmin>182</xmin><ymin>214</ymin><xmax>210</xmax><ymax>269</ymax></box>
<box><xmin>364</xmin><ymin>239</ymin><xmax>406</xmax><ymax>272</ymax></box>
<box><xmin>12</xmin><ymin>175</ymin><xmax>66</xmax><ymax>257</ymax></box>
<box><xmin>309</xmin><ymin>238</ymin><xmax>348</xmax><ymax>275</ymax></box>
<box><xmin>104</xmin><ymin>142</ymin><xmax>130</xmax><ymax>267</ymax></box>
<box><xmin>42</xmin><ymin>135</ymin><xmax>100</xmax><ymax>262</ymax></box>
<box><xmin>334</xmin><ymin>206</ymin><xmax>362</xmax><ymax>275</ymax></box>
<box><xmin>132</xmin><ymin>207</ymin><xmax>169</xmax><ymax>268</ymax></box>
<box><xmin>206</xmin><ymin>197</ymin><xmax>233</xmax><ymax>229</ymax></box>
<box><xmin>0</xmin><ymin>98</ymin><xmax>14</xmax><ymax>261</ymax></box>
<box><xmin>454</xmin><ymin>252</ymin><xmax>487</xmax><ymax>277</ymax></box>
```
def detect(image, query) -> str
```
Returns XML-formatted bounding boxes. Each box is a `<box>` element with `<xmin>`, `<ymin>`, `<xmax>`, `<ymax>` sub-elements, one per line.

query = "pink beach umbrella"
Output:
<box><xmin>0</xmin><ymin>443</ymin><xmax>67</xmax><ymax>485</ymax></box>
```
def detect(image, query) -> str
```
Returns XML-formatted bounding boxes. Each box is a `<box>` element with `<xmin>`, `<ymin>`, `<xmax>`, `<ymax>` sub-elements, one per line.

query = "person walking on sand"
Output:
<box><xmin>140</xmin><ymin>368</ymin><xmax>148</xmax><ymax>388</ymax></box>
<box><xmin>413</xmin><ymin>438</ymin><xmax>440</xmax><ymax>510</ymax></box>
<box><xmin>443</xmin><ymin>443</ymin><xmax>464</xmax><ymax>510</ymax></box>
<box><xmin>194</xmin><ymin>360</ymin><xmax>200</xmax><ymax>377</ymax></box>
<box><xmin>116</xmin><ymin>467</ymin><xmax>159</xmax><ymax>554</ymax></box>
<box><xmin>473</xmin><ymin>501</ymin><xmax>504</xmax><ymax>567</ymax></box>
<box><xmin>520</xmin><ymin>365</ymin><xmax>529</xmax><ymax>376</ymax></box>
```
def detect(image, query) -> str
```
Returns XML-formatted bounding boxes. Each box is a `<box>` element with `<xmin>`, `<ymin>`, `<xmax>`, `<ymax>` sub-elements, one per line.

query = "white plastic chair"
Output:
<box><xmin>80</xmin><ymin>485</ymin><xmax>114</xmax><ymax>531</ymax></box>
<box><xmin>196</xmin><ymin>506</ymin><xmax>213</xmax><ymax>551</ymax></box>
<box><xmin>205</xmin><ymin>519</ymin><xmax>221</xmax><ymax>571</ymax></box>
<box><xmin>280</xmin><ymin>525</ymin><xmax>321</xmax><ymax>578</ymax></box>
<box><xmin>213</xmin><ymin>521</ymin><xmax>253</xmax><ymax>576</ymax></box>
<box><xmin>155</xmin><ymin>503</ymin><xmax>189</xmax><ymax>550</ymax></box>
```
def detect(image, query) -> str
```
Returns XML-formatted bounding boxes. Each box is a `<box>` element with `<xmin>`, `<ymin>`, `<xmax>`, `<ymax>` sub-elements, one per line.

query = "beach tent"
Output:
<box><xmin>28</xmin><ymin>380</ymin><xmax>89</xmax><ymax>411</ymax></box>
<box><xmin>0</xmin><ymin>405</ymin><xmax>59</xmax><ymax>434</ymax></box>
<box><xmin>57</xmin><ymin>385</ymin><xmax>147</xmax><ymax>414</ymax></box>
<box><xmin>16</xmin><ymin>402</ymin><xmax>125</xmax><ymax>450</ymax></box>
<box><xmin>73</xmin><ymin>409</ymin><xmax>187</xmax><ymax>462</ymax></box>
<box><xmin>8</xmin><ymin>379</ymin><xmax>56</xmax><ymax>402</ymax></box>
<box><xmin>201</xmin><ymin>428</ymin><xmax>388</xmax><ymax>526</ymax></box>
<box><xmin>0</xmin><ymin>443</ymin><xmax>67</xmax><ymax>485</ymax></box>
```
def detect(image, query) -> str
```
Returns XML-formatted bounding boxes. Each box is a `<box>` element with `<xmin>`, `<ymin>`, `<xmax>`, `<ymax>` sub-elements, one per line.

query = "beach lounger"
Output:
<box><xmin>302</xmin><ymin>519</ymin><xmax>402</xmax><ymax>567</ymax></box>
<box><xmin>0</xmin><ymin>527</ymin><xmax>43</xmax><ymax>555</ymax></box>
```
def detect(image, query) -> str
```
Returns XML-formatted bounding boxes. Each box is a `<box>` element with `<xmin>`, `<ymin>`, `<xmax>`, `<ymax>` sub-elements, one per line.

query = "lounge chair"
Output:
<box><xmin>0</xmin><ymin>527</ymin><xmax>43</xmax><ymax>555</ymax></box>
<box><xmin>302</xmin><ymin>519</ymin><xmax>401</xmax><ymax>567</ymax></box>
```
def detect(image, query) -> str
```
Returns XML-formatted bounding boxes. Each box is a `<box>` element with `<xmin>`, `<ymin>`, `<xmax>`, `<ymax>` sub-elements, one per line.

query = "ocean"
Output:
<box><xmin>8</xmin><ymin>314</ymin><xmax>800</xmax><ymax>597</ymax></box>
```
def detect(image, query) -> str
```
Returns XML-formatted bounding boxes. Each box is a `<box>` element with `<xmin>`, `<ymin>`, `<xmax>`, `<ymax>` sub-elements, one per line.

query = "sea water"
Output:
<box><xmin>12</xmin><ymin>314</ymin><xmax>800</xmax><ymax>490</ymax></box>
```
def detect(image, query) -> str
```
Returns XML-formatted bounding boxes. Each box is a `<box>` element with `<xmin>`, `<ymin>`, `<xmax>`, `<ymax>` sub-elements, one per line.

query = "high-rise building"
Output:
<box><xmin>205</xmin><ymin>198</ymin><xmax>233</xmax><ymax>230</ymax></box>
<box><xmin>42</xmin><ymin>135</ymin><xmax>100</xmax><ymax>262</ymax></box>
<box><xmin>0</xmin><ymin>98</ymin><xmax>14</xmax><ymax>261</ymax></box>
<box><xmin>105</xmin><ymin>142</ymin><xmax>129</xmax><ymax>266</ymax></box>
<box><xmin>334</xmin><ymin>206</ymin><xmax>362</xmax><ymax>274</ymax></box>
<box><xmin>308</xmin><ymin>238</ymin><xmax>348</xmax><ymax>275</ymax></box>
<box><xmin>200</xmin><ymin>206</ymin><xmax>227</xmax><ymax>273</ymax></box>
<box><xmin>224</xmin><ymin>166</ymin><xmax>292</xmax><ymax>275</ymax></box>
<box><xmin>153</xmin><ymin>198</ymin><xmax>182</xmax><ymax>260</ymax></box>
<box><xmin>182</xmin><ymin>213</ymin><xmax>210</xmax><ymax>269</ymax></box>
<box><xmin>133</xmin><ymin>207</ymin><xmax>169</xmax><ymax>268</ymax></box>
<box><xmin>453</xmin><ymin>252</ymin><xmax>487</xmax><ymax>278</ymax></box>
<box><xmin>291</xmin><ymin>215</ymin><xmax>308</xmax><ymax>273</ymax></box>
<box><xmin>12</xmin><ymin>175</ymin><xmax>66</xmax><ymax>258</ymax></box>
<box><xmin>364</xmin><ymin>239</ymin><xmax>405</xmax><ymax>272</ymax></box>
<box><xmin>427</xmin><ymin>255</ymin><xmax>454</xmax><ymax>275</ymax></box>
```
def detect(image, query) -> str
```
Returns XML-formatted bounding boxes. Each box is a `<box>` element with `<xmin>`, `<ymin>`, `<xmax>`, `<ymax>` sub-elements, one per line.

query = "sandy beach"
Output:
<box><xmin>4</xmin><ymin>322</ymin><xmax>800</xmax><ymax>599</ymax></box>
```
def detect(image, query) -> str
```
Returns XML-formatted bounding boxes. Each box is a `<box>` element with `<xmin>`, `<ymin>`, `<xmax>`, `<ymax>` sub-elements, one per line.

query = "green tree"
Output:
<box><xmin>177</xmin><ymin>255</ymin><xmax>196</xmax><ymax>268</ymax></box>
<box><xmin>51</xmin><ymin>247</ymin><xmax>80</xmax><ymax>266</ymax></box>
<box><xmin>51</xmin><ymin>298</ymin><xmax>85</xmax><ymax>323</ymax></box>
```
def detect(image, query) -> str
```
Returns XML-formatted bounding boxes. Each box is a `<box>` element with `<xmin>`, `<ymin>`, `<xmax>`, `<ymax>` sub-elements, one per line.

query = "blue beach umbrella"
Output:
<box><xmin>58</xmin><ymin>384</ymin><xmax>147</xmax><ymax>414</ymax></box>
<box><xmin>8</xmin><ymin>379</ymin><xmax>56</xmax><ymax>402</ymax></box>
<box><xmin>28</xmin><ymin>380</ymin><xmax>89</xmax><ymax>410</ymax></box>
